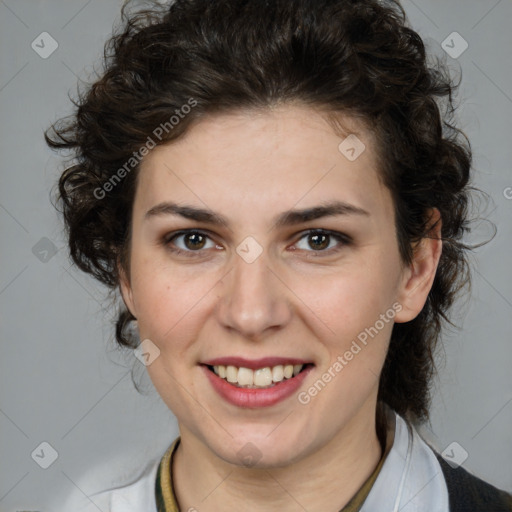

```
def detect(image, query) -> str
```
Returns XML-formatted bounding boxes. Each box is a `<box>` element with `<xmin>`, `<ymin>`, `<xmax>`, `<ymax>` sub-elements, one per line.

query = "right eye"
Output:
<box><xmin>163</xmin><ymin>230</ymin><xmax>222</xmax><ymax>257</ymax></box>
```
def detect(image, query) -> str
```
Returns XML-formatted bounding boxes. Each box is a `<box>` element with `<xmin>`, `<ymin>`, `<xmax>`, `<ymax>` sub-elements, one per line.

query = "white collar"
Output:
<box><xmin>361</xmin><ymin>410</ymin><xmax>449</xmax><ymax>512</ymax></box>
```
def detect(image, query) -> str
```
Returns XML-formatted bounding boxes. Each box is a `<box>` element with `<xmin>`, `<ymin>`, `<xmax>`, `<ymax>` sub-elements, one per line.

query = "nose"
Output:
<box><xmin>215</xmin><ymin>251</ymin><xmax>292</xmax><ymax>340</ymax></box>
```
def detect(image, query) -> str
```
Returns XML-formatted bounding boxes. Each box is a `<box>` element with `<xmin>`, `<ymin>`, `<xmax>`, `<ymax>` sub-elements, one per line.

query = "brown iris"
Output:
<box><xmin>184</xmin><ymin>232</ymin><xmax>207</xmax><ymax>250</ymax></box>
<box><xmin>308</xmin><ymin>233</ymin><xmax>330</xmax><ymax>251</ymax></box>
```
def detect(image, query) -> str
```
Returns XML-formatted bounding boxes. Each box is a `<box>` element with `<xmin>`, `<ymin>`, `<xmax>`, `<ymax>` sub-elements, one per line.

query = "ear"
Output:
<box><xmin>118</xmin><ymin>256</ymin><xmax>137</xmax><ymax>319</ymax></box>
<box><xmin>394</xmin><ymin>208</ymin><xmax>443</xmax><ymax>323</ymax></box>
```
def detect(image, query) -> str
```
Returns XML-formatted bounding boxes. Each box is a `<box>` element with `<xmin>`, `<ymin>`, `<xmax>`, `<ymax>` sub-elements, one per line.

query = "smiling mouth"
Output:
<box><xmin>205</xmin><ymin>363</ymin><xmax>314</xmax><ymax>389</ymax></box>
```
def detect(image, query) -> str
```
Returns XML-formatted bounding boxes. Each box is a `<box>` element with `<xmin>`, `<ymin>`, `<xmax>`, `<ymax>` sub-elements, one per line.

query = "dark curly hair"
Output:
<box><xmin>45</xmin><ymin>0</ymin><xmax>486</xmax><ymax>422</ymax></box>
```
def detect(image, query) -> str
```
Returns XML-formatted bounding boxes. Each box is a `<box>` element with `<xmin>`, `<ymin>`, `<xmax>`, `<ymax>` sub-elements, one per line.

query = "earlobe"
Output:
<box><xmin>394</xmin><ymin>208</ymin><xmax>443</xmax><ymax>324</ymax></box>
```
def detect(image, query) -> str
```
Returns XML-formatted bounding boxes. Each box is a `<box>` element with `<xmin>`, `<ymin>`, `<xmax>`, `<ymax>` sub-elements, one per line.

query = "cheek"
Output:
<box><xmin>300</xmin><ymin>261</ymin><xmax>399</xmax><ymax>338</ymax></box>
<box><xmin>129</xmin><ymin>258</ymin><xmax>215</xmax><ymax>349</ymax></box>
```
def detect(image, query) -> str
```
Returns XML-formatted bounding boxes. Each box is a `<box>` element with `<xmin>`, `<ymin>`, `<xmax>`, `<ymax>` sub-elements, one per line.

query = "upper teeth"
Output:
<box><xmin>213</xmin><ymin>364</ymin><xmax>304</xmax><ymax>387</ymax></box>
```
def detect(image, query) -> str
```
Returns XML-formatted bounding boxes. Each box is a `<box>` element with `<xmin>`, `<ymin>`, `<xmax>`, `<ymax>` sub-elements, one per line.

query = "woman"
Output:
<box><xmin>46</xmin><ymin>0</ymin><xmax>512</xmax><ymax>510</ymax></box>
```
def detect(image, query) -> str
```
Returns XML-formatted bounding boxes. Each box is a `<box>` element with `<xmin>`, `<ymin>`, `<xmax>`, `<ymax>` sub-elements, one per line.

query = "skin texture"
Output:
<box><xmin>119</xmin><ymin>105</ymin><xmax>442</xmax><ymax>511</ymax></box>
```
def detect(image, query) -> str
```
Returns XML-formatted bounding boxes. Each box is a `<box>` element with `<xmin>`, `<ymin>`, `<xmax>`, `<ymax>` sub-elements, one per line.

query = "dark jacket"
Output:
<box><xmin>435</xmin><ymin>453</ymin><xmax>512</xmax><ymax>511</ymax></box>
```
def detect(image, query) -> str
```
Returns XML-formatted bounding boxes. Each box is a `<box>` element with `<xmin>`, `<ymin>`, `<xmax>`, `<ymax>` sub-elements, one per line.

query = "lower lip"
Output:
<box><xmin>202</xmin><ymin>365</ymin><xmax>313</xmax><ymax>408</ymax></box>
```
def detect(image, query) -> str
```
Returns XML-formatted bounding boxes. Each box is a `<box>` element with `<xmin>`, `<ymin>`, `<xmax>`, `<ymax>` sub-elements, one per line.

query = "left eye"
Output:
<box><xmin>294</xmin><ymin>230</ymin><xmax>349</xmax><ymax>253</ymax></box>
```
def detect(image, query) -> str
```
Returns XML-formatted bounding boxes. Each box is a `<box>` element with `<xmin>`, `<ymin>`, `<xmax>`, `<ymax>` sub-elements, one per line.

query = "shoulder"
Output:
<box><xmin>52</xmin><ymin>455</ymin><xmax>161</xmax><ymax>512</ymax></box>
<box><xmin>103</xmin><ymin>456</ymin><xmax>160</xmax><ymax>512</ymax></box>
<box><xmin>434</xmin><ymin>451</ymin><xmax>512</xmax><ymax>512</ymax></box>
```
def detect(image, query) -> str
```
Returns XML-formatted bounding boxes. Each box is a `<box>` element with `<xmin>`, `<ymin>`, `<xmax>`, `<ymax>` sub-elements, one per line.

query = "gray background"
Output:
<box><xmin>1</xmin><ymin>0</ymin><xmax>511</xmax><ymax>510</ymax></box>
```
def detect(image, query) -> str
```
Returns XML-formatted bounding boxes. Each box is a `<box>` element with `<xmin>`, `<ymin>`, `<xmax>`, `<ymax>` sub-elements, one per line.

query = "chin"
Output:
<box><xmin>214</xmin><ymin>430</ymin><xmax>309</xmax><ymax>469</ymax></box>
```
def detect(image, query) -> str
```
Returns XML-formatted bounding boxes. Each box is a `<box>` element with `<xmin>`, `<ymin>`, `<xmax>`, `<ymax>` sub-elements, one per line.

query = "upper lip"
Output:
<box><xmin>201</xmin><ymin>357</ymin><xmax>313</xmax><ymax>370</ymax></box>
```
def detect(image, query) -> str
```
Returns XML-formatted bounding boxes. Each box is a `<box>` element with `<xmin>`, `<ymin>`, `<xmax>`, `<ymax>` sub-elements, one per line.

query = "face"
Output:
<box><xmin>120</xmin><ymin>105</ymin><xmax>440</xmax><ymax>468</ymax></box>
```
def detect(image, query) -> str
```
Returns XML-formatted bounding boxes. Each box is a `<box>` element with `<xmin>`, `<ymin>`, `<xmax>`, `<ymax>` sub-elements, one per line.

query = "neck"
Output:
<box><xmin>172</xmin><ymin>401</ymin><xmax>384</xmax><ymax>512</ymax></box>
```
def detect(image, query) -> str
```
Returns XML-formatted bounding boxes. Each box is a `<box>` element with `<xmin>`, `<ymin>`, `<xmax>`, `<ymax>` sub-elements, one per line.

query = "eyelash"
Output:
<box><xmin>162</xmin><ymin>229</ymin><xmax>351</xmax><ymax>258</ymax></box>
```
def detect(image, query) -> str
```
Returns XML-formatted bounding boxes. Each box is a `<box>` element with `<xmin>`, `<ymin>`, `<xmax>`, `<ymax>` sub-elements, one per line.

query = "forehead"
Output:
<box><xmin>134</xmin><ymin>105</ymin><xmax>392</xmax><ymax>225</ymax></box>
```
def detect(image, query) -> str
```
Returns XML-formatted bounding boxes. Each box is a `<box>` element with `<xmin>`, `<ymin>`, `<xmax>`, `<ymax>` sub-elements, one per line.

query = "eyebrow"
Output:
<box><xmin>145</xmin><ymin>200</ymin><xmax>370</xmax><ymax>229</ymax></box>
